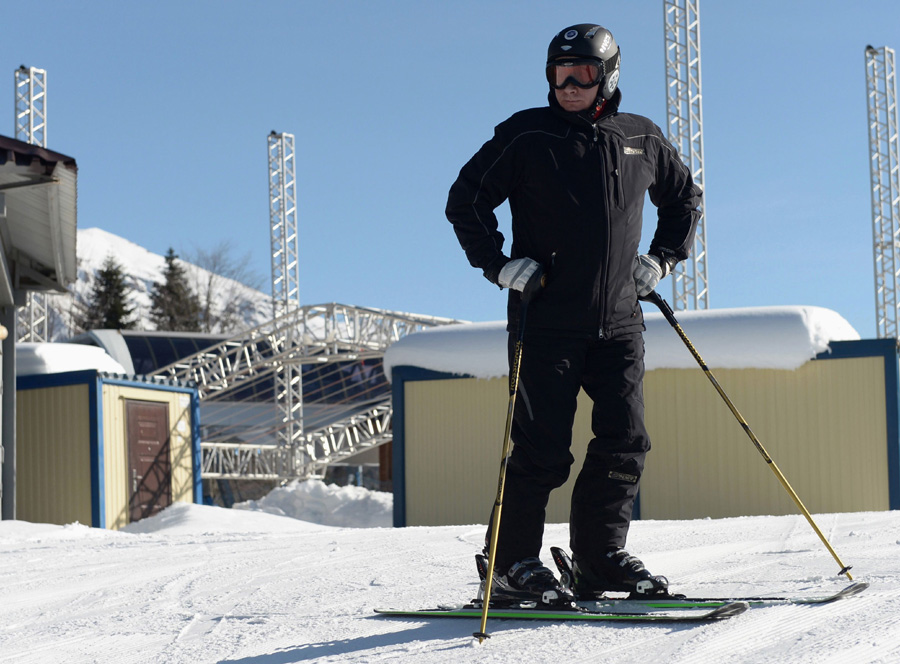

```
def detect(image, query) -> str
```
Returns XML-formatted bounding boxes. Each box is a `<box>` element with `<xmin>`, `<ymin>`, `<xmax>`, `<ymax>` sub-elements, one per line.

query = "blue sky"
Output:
<box><xmin>4</xmin><ymin>1</ymin><xmax>900</xmax><ymax>338</ymax></box>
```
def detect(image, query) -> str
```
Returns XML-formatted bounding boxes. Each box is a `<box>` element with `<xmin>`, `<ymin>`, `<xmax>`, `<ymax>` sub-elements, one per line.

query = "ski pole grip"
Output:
<box><xmin>521</xmin><ymin>264</ymin><xmax>546</xmax><ymax>305</ymax></box>
<box><xmin>640</xmin><ymin>290</ymin><xmax>678</xmax><ymax>327</ymax></box>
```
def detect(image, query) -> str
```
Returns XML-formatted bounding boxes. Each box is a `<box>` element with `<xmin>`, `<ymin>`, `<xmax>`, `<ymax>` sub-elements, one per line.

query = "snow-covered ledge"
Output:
<box><xmin>16</xmin><ymin>342</ymin><xmax>128</xmax><ymax>376</ymax></box>
<box><xmin>382</xmin><ymin>306</ymin><xmax>861</xmax><ymax>381</ymax></box>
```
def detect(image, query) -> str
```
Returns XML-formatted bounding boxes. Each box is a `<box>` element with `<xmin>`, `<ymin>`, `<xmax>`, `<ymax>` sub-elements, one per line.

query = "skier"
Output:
<box><xmin>446</xmin><ymin>23</ymin><xmax>701</xmax><ymax>606</ymax></box>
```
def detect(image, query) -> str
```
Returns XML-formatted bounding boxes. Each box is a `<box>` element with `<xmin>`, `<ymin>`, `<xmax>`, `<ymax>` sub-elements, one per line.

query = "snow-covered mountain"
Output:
<box><xmin>47</xmin><ymin>228</ymin><xmax>274</xmax><ymax>340</ymax></box>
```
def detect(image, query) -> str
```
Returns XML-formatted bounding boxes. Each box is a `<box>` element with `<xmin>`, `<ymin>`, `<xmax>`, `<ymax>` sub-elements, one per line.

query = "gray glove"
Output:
<box><xmin>498</xmin><ymin>258</ymin><xmax>541</xmax><ymax>292</ymax></box>
<box><xmin>633</xmin><ymin>254</ymin><xmax>671</xmax><ymax>297</ymax></box>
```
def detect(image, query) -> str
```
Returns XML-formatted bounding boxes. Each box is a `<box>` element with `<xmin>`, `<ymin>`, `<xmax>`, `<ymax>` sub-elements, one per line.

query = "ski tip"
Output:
<box><xmin>841</xmin><ymin>581</ymin><xmax>870</xmax><ymax>597</ymax></box>
<box><xmin>709</xmin><ymin>601</ymin><xmax>750</xmax><ymax>619</ymax></box>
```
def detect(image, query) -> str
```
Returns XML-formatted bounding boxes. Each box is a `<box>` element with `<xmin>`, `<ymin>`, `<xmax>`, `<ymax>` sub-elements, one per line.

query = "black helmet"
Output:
<box><xmin>547</xmin><ymin>24</ymin><xmax>621</xmax><ymax>100</ymax></box>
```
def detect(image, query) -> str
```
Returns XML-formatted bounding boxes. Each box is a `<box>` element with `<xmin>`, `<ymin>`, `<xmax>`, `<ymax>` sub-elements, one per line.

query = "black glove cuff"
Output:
<box><xmin>649</xmin><ymin>250</ymin><xmax>678</xmax><ymax>278</ymax></box>
<box><xmin>482</xmin><ymin>255</ymin><xmax>511</xmax><ymax>288</ymax></box>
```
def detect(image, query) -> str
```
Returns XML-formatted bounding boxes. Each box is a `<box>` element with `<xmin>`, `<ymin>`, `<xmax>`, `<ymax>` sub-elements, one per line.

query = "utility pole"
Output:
<box><xmin>663</xmin><ymin>0</ymin><xmax>709</xmax><ymax>310</ymax></box>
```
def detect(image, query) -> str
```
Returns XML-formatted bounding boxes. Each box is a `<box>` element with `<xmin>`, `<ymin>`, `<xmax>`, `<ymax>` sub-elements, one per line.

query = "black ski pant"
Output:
<box><xmin>489</xmin><ymin>332</ymin><xmax>651</xmax><ymax>573</ymax></box>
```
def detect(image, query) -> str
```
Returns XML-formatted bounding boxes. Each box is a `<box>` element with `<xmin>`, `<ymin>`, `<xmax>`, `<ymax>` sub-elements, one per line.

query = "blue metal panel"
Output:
<box><xmin>191</xmin><ymin>390</ymin><xmax>202</xmax><ymax>504</ymax></box>
<box><xmin>17</xmin><ymin>369</ymin><xmax>99</xmax><ymax>391</ymax></box>
<box><xmin>89</xmin><ymin>374</ymin><xmax>105</xmax><ymax>528</ymax></box>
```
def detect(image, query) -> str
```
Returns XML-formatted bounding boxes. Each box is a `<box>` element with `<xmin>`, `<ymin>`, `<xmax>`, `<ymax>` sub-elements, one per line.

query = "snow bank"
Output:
<box><xmin>16</xmin><ymin>342</ymin><xmax>127</xmax><ymax>376</ymax></box>
<box><xmin>383</xmin><ymin>305</ymin><xmax>861</xmax><ymax>380</ymax></box>
<box><xmin>233</xmin><ymin>479</ymin><xmax>393</xmax><ymax>528</ymax></box>
<box><xmin>121</xmin><ymin>501</ymin><xmax>330</xmax><ymax>536</ymax></box>
<box><xmin>0</xmin><ymin>519</ymin><xmax>118</xmax><ymax>542</ymax></box>
<box><xmin>118</xmin><ymin>480</ymin><xmax>391</xmax><ymax>536</ymax></box>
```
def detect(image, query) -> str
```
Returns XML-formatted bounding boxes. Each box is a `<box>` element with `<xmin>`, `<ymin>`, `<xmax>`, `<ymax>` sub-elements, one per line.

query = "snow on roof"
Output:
<box><xmin>16</xmin><ymin>342</ymin><xmax>128</xmax><ymax>376</ymax></box>
<box><xmin>382</xmin><ymin>305</ymin><xmax>862</xmax><ymax>381</ymax></box>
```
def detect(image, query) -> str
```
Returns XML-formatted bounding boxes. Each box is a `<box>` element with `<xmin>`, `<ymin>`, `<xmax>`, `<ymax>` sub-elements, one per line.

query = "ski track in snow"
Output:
<box><xmin>0</xmin><ymin>510</ymin><xmax>898</xmax><ymax>663</ymax></box>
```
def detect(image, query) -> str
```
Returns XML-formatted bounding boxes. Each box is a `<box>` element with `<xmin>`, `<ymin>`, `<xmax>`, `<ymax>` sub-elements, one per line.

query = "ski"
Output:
<box><xmin>550</xmin><ymin>546</ymin><xmax>869</xmax><ymax>610</ymax></box>
<box><xmin>375</xmin><ymin>601</ymin><xmax>748</xmax><ymax>623</ymax></box>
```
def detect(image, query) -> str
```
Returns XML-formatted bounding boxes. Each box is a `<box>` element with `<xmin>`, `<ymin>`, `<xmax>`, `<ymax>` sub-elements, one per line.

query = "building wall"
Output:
<box><xmin>640</xmin><ymin>357</ymin><xmax>890</xmax><ymax>519</ymax></box>
<box><xmin>101</xmin><ymin>384</ymin><xmax>196</xmax><ymax>530</ymax></box>
<box><xmin>396</xmin><ymin>349</ymin><xmax>895</xmax><ymax>527</ymax></box>
<box><xmin>402</xmin><ymin>377</ymin><xmax>606</xmax><ymax>527</ymax></box>
<box><xmin>16</xmin><ymin>384</ymin><xmax>93</xmax><ymax>526</ymax></box>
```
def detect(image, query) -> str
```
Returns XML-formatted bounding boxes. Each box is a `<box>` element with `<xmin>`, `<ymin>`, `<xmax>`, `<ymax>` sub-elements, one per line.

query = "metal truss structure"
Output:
<box><xmin>865</xmin><ymin>46</ymin><xmax>900</xmax><ymax>341</ymax></box>
<box><xmin>13</xmin><ymin>65</ymin><xmax>49</xmax><ymax>341</ymax></box>
<box><xmin>200</xmin><ymin>402</ymin><xmax>393</xmax><ymax>480</ymax></box>
<box><xmin>663</xmin><ymin>0</ymin><xmax>709</xmax><ymax>310</ymax></box>
<box><xmin>151</xmin><ymin>302</ymin><xmax>464</xmax><ymax>478</ymax></box>
<box><xmin>267</xmin><ymin>132</ymin><xmax>303</xmax><ymax>450</ymax></box>
<box><xmin>14</xmin><ymin>66</ymin><xmax>46</xmax><ymax>145</ymax></box>
<box><xmin>268</xmin><ymin>132</ymin><xmax>299</xmax><ymax>319</ymax></box>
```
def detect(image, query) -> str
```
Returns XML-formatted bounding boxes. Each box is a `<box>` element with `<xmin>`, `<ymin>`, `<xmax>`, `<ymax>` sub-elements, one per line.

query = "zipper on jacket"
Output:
<box><xmin>593</xmin><ymin>123</ymin><xmax>611</xmax><ymax>340</ymax></box>
<box><xmin>613</xmin><ymin>168</ymin><xmax>623</xmax><ymax>207</ymax></box>
<box><xmin>609</xmin><ymin>137</ymin><xmax>623</xmax><ymax>208</ymax></box>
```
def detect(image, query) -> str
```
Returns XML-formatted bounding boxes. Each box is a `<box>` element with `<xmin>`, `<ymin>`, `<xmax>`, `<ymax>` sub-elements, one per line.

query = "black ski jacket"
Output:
<box><xmin>446</xmin><ymin>90</ymin><xmax>701</xmax><ymax>338</ymax></box>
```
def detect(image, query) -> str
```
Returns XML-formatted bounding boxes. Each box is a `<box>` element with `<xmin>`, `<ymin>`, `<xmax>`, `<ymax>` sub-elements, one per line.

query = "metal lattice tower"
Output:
<box><xmin>267</xmin><ymin>131</ymin><xmax>303</xmax><ymax>460</ymax></box>
<box><xmin>13</xmin><ymin>66</ymin><xmax>49</xmax><ymax>341</ymax></box>
<box><xmin>865</xmin><ymin>46</ymin><xmax>900</xmax><ymax>340</ymax></box>
<box><xmin>663</xmin><ymin>0</ymin><xmax>709</xmax><ymax>310</ymax></box>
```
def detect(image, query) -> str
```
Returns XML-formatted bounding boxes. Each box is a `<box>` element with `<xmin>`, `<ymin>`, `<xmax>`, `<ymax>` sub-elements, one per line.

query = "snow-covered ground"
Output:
<box><xmin>1</xmin><ymin>480</ymin><xmax>898</xmax><ymax>663</ymax></box>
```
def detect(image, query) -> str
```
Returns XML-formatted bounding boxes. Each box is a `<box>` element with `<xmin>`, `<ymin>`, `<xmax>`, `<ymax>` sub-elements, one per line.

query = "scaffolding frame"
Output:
<box><xmin>866</xmin><ymin>46</ymin><xmax>900</xmax><ymax>340</ymax></box>
<box><xmin>663</xmin><ymin>0</ymin><xmax>709</xmax><ymax>310</ymax></box>
<box><xmin>13</xmin><ymin>65</ymin><xmax>49</xmax><ymax>341</ymax></box>
<box><xmin>152</xmin><ymin>302</ymin><xmax>464</xmax><ymax>478</ymax></box>
<box><xmin>267</xmin><ymin>132</ymin><xmax>304</xmax><ymax>459</ymax></box>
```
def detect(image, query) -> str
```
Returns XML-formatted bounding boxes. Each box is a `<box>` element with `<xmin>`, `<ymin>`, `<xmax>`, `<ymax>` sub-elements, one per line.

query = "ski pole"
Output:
<box><xmin>475</xmin><ymin>268</ymin><xmax>544</xmax><ymax>643</ymax></box>
<box><xmin>642</xmin><ymin>290</ymin><xmax>854</xmax><ymax>580</ymax></box>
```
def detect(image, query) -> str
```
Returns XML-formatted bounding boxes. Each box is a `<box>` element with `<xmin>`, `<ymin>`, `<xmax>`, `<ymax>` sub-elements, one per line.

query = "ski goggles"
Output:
<box><xmin>545</xmin><ymin>59</ymin><xmax>604</xmax><ymax>89</ymax></box>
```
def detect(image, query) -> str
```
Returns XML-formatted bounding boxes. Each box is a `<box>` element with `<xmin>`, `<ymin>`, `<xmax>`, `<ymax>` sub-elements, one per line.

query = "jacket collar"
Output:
<box><xmin>548</xmin><ymin>88</ymin><xmax>621</xmax><ymax>128</ymax></box>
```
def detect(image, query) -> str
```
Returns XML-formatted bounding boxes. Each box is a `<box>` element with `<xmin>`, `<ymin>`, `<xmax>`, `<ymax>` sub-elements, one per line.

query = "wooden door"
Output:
<box><xmin>126</xmin><ymin>400</ymin><xmax>172</xmax><ymax>522</ymax></box>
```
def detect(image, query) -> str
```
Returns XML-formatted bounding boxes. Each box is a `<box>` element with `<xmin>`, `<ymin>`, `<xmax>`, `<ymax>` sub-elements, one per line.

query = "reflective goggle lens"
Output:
<box><xmin>546</xmin><ymin>60</ymin><xmax>603</xmax><ymax>89</ymax></box>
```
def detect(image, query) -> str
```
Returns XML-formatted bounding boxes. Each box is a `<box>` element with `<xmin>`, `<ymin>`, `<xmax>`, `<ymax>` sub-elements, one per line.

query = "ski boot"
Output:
<box><xmin>572</xmin><ymin>548</ymin><xmax>670</xmax><ymax>600</ymax></box>
<box><xmin>475</xmin><ymin>553</ymin><xmax>575</xmax><ymax>608</ymax></box>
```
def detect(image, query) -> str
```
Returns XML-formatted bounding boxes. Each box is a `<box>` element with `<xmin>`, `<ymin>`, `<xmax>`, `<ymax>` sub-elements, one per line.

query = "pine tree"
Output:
<box><xmin>149</xmin><ymin>248</ymin><xmax>201</xmax><ymax>332</ymax></box>
<box><xmin>79</xmin><ymin>254</ymin><xmax>137</xmax><ymax>331</ymax></box>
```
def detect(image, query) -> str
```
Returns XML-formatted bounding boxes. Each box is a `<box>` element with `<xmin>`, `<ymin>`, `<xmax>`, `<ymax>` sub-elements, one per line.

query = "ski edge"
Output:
<box><xmin>374</xmin><ymin>601</ymin><xmax>748</xmax><ymax>623</ymax></box>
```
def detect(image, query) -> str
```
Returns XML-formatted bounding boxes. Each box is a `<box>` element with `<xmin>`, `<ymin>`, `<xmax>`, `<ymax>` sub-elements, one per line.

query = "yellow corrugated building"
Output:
<box><xmin>16</xmin><ymin>370</ymin><xmax>200</xmax><ymax>529</ymax></box>
<box><xmin>387</xmin><ymin>313</ymin><xmax>899</xmax><ymax>528</ymax></box>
